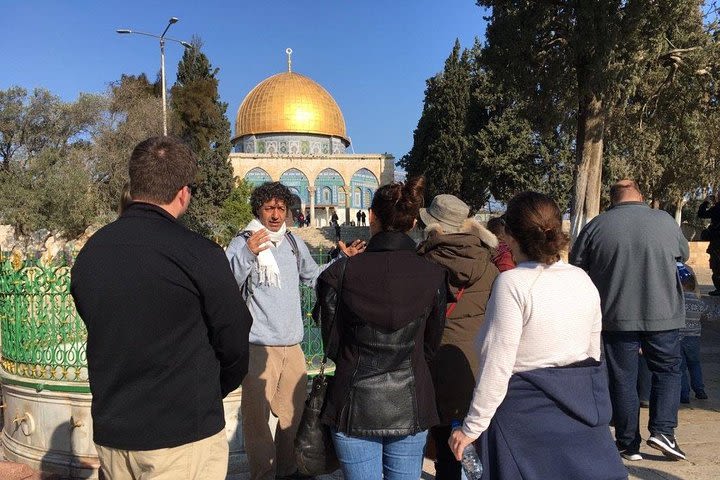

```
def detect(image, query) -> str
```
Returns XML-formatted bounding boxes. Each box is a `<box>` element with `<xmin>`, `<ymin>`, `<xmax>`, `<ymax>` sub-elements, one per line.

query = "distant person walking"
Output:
<box><xmin>71</xmin><ymin>136</ymin><xmax>253</xmax><ymax>479</ymax></box>
<box><xmin>416</xmin><ymin>194</ymin><xmax>498</xmax><ymax>479</ymax></box>
<box><xmin>697</xmin><ymin>195</ymin><xmax>720</xmax><ymax>295</ymax></box>
<box><xmin>356</xmin><ymin>210</ymin><xmax>362</xmax><ymax>226</ymax></box>
<box><xmin>315</xmin><ymin>177</ymin><xmax>447</xmax><ymax>480</ymax></box>
<box><xmin>570</xmin><ymin>179</ymin><xmax>689</xmax><ymax>461</ymax></box>
<box><xmin>361</xmin><ymin>210</ymin><xmax>367</xmax><ymax>226</ymax></box>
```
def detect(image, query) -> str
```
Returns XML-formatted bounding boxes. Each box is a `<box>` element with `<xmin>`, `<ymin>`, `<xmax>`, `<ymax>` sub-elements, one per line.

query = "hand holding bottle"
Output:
<box><xmin>449</xmin><ymin>420</ymin><xmax>483</xmax><ymax>479</ymax></box>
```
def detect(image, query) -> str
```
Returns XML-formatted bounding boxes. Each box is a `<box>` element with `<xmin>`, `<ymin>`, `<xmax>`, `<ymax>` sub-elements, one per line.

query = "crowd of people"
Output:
<box><xmin>69</xmin><ymin>135</ymin><xmax>710</xmax><ymax>480</ymax></box>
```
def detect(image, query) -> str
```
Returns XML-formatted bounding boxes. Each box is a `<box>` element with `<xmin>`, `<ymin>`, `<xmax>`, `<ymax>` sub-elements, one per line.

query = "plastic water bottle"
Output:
<box><xmin>451</xmin><ymin>420</ymin><xmax>483</xmax><ymax>480</ymax></box>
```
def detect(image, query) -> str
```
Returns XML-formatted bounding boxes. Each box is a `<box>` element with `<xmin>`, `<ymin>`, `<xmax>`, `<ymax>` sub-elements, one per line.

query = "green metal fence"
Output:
<box><xmin>0</xmin><ymin>252</ymin><xmax>329</xmax><ymax>390</ymax></box>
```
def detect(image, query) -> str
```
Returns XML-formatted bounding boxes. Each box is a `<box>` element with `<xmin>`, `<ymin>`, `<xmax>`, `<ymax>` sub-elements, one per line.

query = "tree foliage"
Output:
<box><xmin>400</xmin><ymin>39</ymin><xmax>574</xmax><ymax>211</ymax></box>
<box><xmin>0</xmin><ymin>87</ymin><xmax>105</xmax><ymax>236</ymax></box>
<box><xmin>476</xmin><ymin>0</ymin><xmax>718</xmax><ymax>234</ymax></box>
<box><xmin>171</xmin><ymin>37</ymin><xmax>235</xmax><ymax>239</ymax></box>
<box><xmin>400</xmin><ymin>41</ymin><xmax>477</xmax><ymax>205</ymax></box>
<box><xmin>217</xmin><ymin>180</ymin><xmax>255</xmax><ymax>246</ymax></box>
<box><xmin>92</xmin><ymin>74</ymin><xmax>164</xmax><ymax>209</ymax></box>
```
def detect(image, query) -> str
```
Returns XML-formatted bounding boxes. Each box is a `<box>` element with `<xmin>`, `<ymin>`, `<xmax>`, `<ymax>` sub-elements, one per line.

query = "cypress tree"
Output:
<box><xmin>171</xmin><ymin>37</ymin><xmax>234</xmax><ymax>239</ymax></box>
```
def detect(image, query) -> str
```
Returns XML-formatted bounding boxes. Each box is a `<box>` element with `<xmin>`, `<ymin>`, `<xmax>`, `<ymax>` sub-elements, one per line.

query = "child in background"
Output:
<box><xmin>677</xmin><ymin>263</ymin><xmax>709</xmax><ymax>403</ymax></box>
<box><xmin>486</xmin><ymin>216</ymin><xmax>516</xmax><ymax>272</ymax></box>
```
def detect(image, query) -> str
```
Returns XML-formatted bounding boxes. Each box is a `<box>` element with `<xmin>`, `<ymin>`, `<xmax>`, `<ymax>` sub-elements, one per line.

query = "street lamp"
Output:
<box><xmin>117</xmin><ymin>17</ymin><xmax>192</xmax><ymax>136</ymax></box>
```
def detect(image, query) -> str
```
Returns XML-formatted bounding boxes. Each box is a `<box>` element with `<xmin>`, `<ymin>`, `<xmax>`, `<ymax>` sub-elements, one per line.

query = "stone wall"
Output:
<box><xmin>0</xmin><ymin>225</ymin><xmax>100</xmax><ymax>265</ymax></box>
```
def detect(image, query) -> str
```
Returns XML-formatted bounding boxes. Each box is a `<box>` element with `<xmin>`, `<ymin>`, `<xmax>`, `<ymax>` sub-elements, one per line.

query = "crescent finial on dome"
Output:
<box><xmin>286</xmin><ymin>48</ymin><xmax>293</xmax><ymax>73</ymax></box>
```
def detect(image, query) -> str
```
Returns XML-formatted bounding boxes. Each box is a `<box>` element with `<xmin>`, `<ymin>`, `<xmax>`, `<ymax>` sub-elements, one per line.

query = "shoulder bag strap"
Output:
<box><xmin>445</xmin><ymin>287</ymin><xmax>466</xmax><ymax>317</ymax></box>
<box><xmin>285</xmin><ymin>230</ymin><xmax>302</xmax><ymax>273</ymax></box>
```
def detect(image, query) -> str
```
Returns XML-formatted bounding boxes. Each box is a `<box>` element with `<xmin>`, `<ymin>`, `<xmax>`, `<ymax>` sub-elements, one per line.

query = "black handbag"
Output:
<box><xmin>294</xmin><ymin>261</ymin><xmax>346</xmax><ymax>476</ymax></box>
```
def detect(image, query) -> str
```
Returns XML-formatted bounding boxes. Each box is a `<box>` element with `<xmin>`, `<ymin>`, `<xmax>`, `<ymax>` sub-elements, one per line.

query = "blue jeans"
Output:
<box><xmin>603</xmin><ymin>330</ymin><xmax>681</xmax><ymax>451</ymax></box>
<box><xmin>680</xmin><ymin>335</ymin><xmax>705</xmax><ymax>399</ymax></box>
<box><xmin>331</xmin><ymin>429</ymin><xmax>427</xmax><ymax>480</ymax></box>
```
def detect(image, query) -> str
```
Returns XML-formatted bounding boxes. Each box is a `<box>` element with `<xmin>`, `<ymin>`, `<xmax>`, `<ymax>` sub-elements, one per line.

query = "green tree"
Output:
<box><xmin>171</xmin><ymin>38</ymin><xmax>234</xmax><ymax>239</ymax></box>
<box><xmin>401</xmin><ymin>40</ymin><xmax>573</xmax><ymax>210</ymax></box>
<box><xmin>0</xmin><ymin>86</ymin><xmax>103</xmax><ymax>170</ymax></box>
<box><xmin>476</xmin><ymin>0</ymin><xmax>713</xmax><ymax>237</ymax></box>
<box><xmin>400</xmin><ymin>40</ymin><xmax>483</xmax><ymax>207</ymax></box>
<box><xmin>216</xmin><ymin>180</ymin><xmax>254</xmax><ymax>246</ymax></box>
<box><xmin>0</xmin><ymin>86</ymin><xmax>105</xmax><ymax>235</ymax></box>
<box><xmin>0</xmin><ymin>145</ymin><xmax>102</xmax><ymax>236</ymax></box>
<box><xmin>603</xmin><ymin>4</ymin><xmax>720</xmax><ymax>221</ymax></box>
<box><xmin>92</xmin><ymin>74</ymin><xmax>163</xmax><ymax>210</ymax></box>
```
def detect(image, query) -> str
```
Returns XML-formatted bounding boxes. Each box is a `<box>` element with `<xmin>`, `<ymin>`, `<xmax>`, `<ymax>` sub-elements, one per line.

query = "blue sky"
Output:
<box><xmin>3</xmin><ymin>1</ymin><xmax>488</xmax><ymax>160</ymax></box>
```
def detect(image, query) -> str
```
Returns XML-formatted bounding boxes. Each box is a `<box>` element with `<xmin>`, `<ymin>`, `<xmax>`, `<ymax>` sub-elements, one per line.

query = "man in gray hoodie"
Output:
<box><xmin>570</xmin><ymin>180</ymin><xmax>689</xmax><ymax>462</ymax></box>
<box><xmin>226</xmin><ymin>182</ymin><xmax>364</xmax><ymax>480</ymax></box>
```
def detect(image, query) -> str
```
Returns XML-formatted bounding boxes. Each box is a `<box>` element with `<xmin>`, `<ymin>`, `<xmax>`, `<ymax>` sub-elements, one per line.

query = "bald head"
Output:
<box><xmin>610</xmin><ymin>179</ymin><xmax>643</xmax><ymax>206</ymax></box>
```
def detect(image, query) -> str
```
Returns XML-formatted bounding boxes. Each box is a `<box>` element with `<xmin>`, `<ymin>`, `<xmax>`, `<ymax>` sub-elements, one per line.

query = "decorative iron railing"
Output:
<box><xmin>0</xmin><ymin>252</ymin><xmax>330</xmax><ymax>389</ymax></box>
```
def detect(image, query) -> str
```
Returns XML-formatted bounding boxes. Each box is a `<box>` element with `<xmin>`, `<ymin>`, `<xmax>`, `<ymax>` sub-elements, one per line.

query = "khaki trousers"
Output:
<box><xmin>242</xmin><ymin>344</ymin><xmax>308</xmax><ymax>480</ymax></box>
<box><xmin>95</xmin><ymin>429</ymin><xmax>228</xmax><ymax>480</ymax></box>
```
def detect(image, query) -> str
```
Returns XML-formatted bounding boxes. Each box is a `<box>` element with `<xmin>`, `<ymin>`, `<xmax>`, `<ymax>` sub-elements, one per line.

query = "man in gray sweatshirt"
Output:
<box><xmin>570</xmin><ymin>180</ymin><xmax>689</xmax><ymax>462</ymax></box>
<box><xmin>226</xmin><ymin>182</ymin><xmax>364</xmax><ymax>480</ymax></box>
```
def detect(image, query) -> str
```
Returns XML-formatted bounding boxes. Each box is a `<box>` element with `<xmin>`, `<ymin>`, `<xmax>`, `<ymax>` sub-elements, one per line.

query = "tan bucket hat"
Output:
<box><xmin>419</xmin><ymin>194</ymin><xmax>470</xmax><ymax>234</ymax></box>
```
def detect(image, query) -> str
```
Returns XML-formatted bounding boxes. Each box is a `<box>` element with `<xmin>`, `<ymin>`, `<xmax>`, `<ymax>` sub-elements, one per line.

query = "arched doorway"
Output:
<box><xmin>244</xmin><ymin>167</ymin><xmax>272</xmax><ymax>187</ymax></box>
<box><xmin>280</xmin><ymin>168</ymin><xmax>310</xmax><ymax>227</ymax></box>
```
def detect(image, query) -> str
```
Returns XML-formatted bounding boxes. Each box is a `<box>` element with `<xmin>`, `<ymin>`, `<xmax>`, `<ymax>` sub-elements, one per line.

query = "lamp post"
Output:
<box><xmin>117</xmin><ymin>17</ymin><xmax>191</xmax><ymax>136</ymax></box>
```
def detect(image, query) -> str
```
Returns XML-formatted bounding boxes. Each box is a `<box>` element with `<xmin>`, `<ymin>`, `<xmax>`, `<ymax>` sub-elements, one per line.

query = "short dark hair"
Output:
<box><xmin>504</xmin><ymin>191</ymin><xmax>568</xmax><ymax>265</ymax></box>
<box><xmin>250</xmin><ymin>182</ymin><xmax>294</xmax><ymax>217</ymax></box>
<box><xmin>370</xmin><ymin>176</ymin><xmax>425</xmax><ymax>232</ymax></box>
<box><xmin>129</xmin><ymin>136</ymin><xmax>197</xmax><ymax>204</ymax></box>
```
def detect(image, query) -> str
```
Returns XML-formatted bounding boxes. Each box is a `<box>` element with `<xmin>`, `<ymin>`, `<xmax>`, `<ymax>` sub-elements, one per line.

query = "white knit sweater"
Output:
<box><xmin>462</xmin><ymin>260</ymin><xmax>602</xmax><ymax>438</ymax></box>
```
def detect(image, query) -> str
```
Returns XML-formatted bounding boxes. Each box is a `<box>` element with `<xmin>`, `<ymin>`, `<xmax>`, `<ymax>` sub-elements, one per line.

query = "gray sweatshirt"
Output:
<box><xmin>226</xmin><ymin>233</ymin><xmax>332</xmax><ymax>345</ymax></box>
<box><xmin>569</xmin><ymin>202</ymin><xmax>689</xmax><ymax>332</ymax></box>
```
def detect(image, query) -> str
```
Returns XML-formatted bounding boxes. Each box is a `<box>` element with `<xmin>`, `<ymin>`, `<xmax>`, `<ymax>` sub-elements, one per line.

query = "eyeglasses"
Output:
<box><xmin>186</xmin><ymin>183</ymin><xmax>197</xmax><ymax>195</ymax></box>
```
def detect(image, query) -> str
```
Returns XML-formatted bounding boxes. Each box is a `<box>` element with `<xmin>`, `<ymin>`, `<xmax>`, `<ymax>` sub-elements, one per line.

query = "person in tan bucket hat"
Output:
<box><xmin>416</xmin><ymin>194</ymin><xmax>499</xmax><ymax>479</ymax></box>
<box><xmin>419</xmin><ymin>194</ymin><xmax>473</xmax><ymax>233</ymax></box>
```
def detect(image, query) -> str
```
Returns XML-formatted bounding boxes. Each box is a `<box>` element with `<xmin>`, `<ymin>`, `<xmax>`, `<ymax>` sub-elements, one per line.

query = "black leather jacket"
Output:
<box><xmin>314</xmin><ymin>231</ymin><xmax>447</xmax><ymax>436</ymax></box>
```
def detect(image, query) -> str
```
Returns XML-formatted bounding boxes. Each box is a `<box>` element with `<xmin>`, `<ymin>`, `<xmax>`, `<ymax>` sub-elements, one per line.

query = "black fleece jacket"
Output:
<box><xmin>71</xmin><ymin>202</ymin><xmax>252</xmax><ymax>450</ymax></box>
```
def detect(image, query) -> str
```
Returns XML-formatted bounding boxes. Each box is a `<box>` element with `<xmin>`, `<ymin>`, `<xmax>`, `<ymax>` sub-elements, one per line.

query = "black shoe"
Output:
<box><xmin>680</xmin><ymin>396</ymin><xmax>690</xmax><ymax>404</ymax></box>
<box><xmin>647</xmin><ymin>434</ymin><xmax>686</xmax><ymax>460</ymax></box>
<box><xmin>708</xmin><ymin>290</ymin><xmax>720</xmax><ymax>296</ymax></box>
<box><xmin>696</xmin><ymin>390</ymin><xmax>708</xmax><ymax>399</ymax></box>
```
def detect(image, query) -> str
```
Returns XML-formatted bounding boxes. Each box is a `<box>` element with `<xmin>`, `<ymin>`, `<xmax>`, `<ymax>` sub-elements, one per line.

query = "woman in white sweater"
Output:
<box><xmin>449</xmin><ymin>192</ymin><xmax>626</xmax><ymax>480</ymax></box>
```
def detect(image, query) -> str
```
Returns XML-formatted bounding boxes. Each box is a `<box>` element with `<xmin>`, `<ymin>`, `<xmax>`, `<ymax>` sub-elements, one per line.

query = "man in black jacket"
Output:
<box><xmin>698</xmin><ymin>194</ymin><xmax>720</xmax><ymax>295</ymax></box>
<box><xmin>71</xmin><ymin>136</ymin><xmax>252</xmax><ymax>479</ymax></box>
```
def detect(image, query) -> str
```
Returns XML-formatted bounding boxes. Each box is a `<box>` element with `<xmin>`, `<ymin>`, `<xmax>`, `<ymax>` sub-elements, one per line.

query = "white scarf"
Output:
<box><xmin>245</xmin><ymin>218</ymin><xmax>286</xmax><ymax>288</ymax></box>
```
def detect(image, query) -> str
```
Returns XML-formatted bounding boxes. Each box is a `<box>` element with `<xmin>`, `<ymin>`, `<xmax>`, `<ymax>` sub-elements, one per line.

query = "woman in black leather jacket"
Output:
<box><xmin>314</xmin><ymin>176</ymin><xmax>447</xmax><ymax>480</ymax></box>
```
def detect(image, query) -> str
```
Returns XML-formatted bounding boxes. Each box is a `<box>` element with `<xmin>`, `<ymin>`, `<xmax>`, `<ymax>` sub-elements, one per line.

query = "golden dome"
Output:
<box><xmin>233</xmin><ymin>71</ymin><xmax>349</xmax><ymax>145</ymax></box>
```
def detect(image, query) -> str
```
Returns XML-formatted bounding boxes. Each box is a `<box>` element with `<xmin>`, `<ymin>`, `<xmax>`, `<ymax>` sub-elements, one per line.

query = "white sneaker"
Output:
<box><xmin>619</xmin><ymin>450</ymin><xmax>643</xmax><ymax>461</ymax></box>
